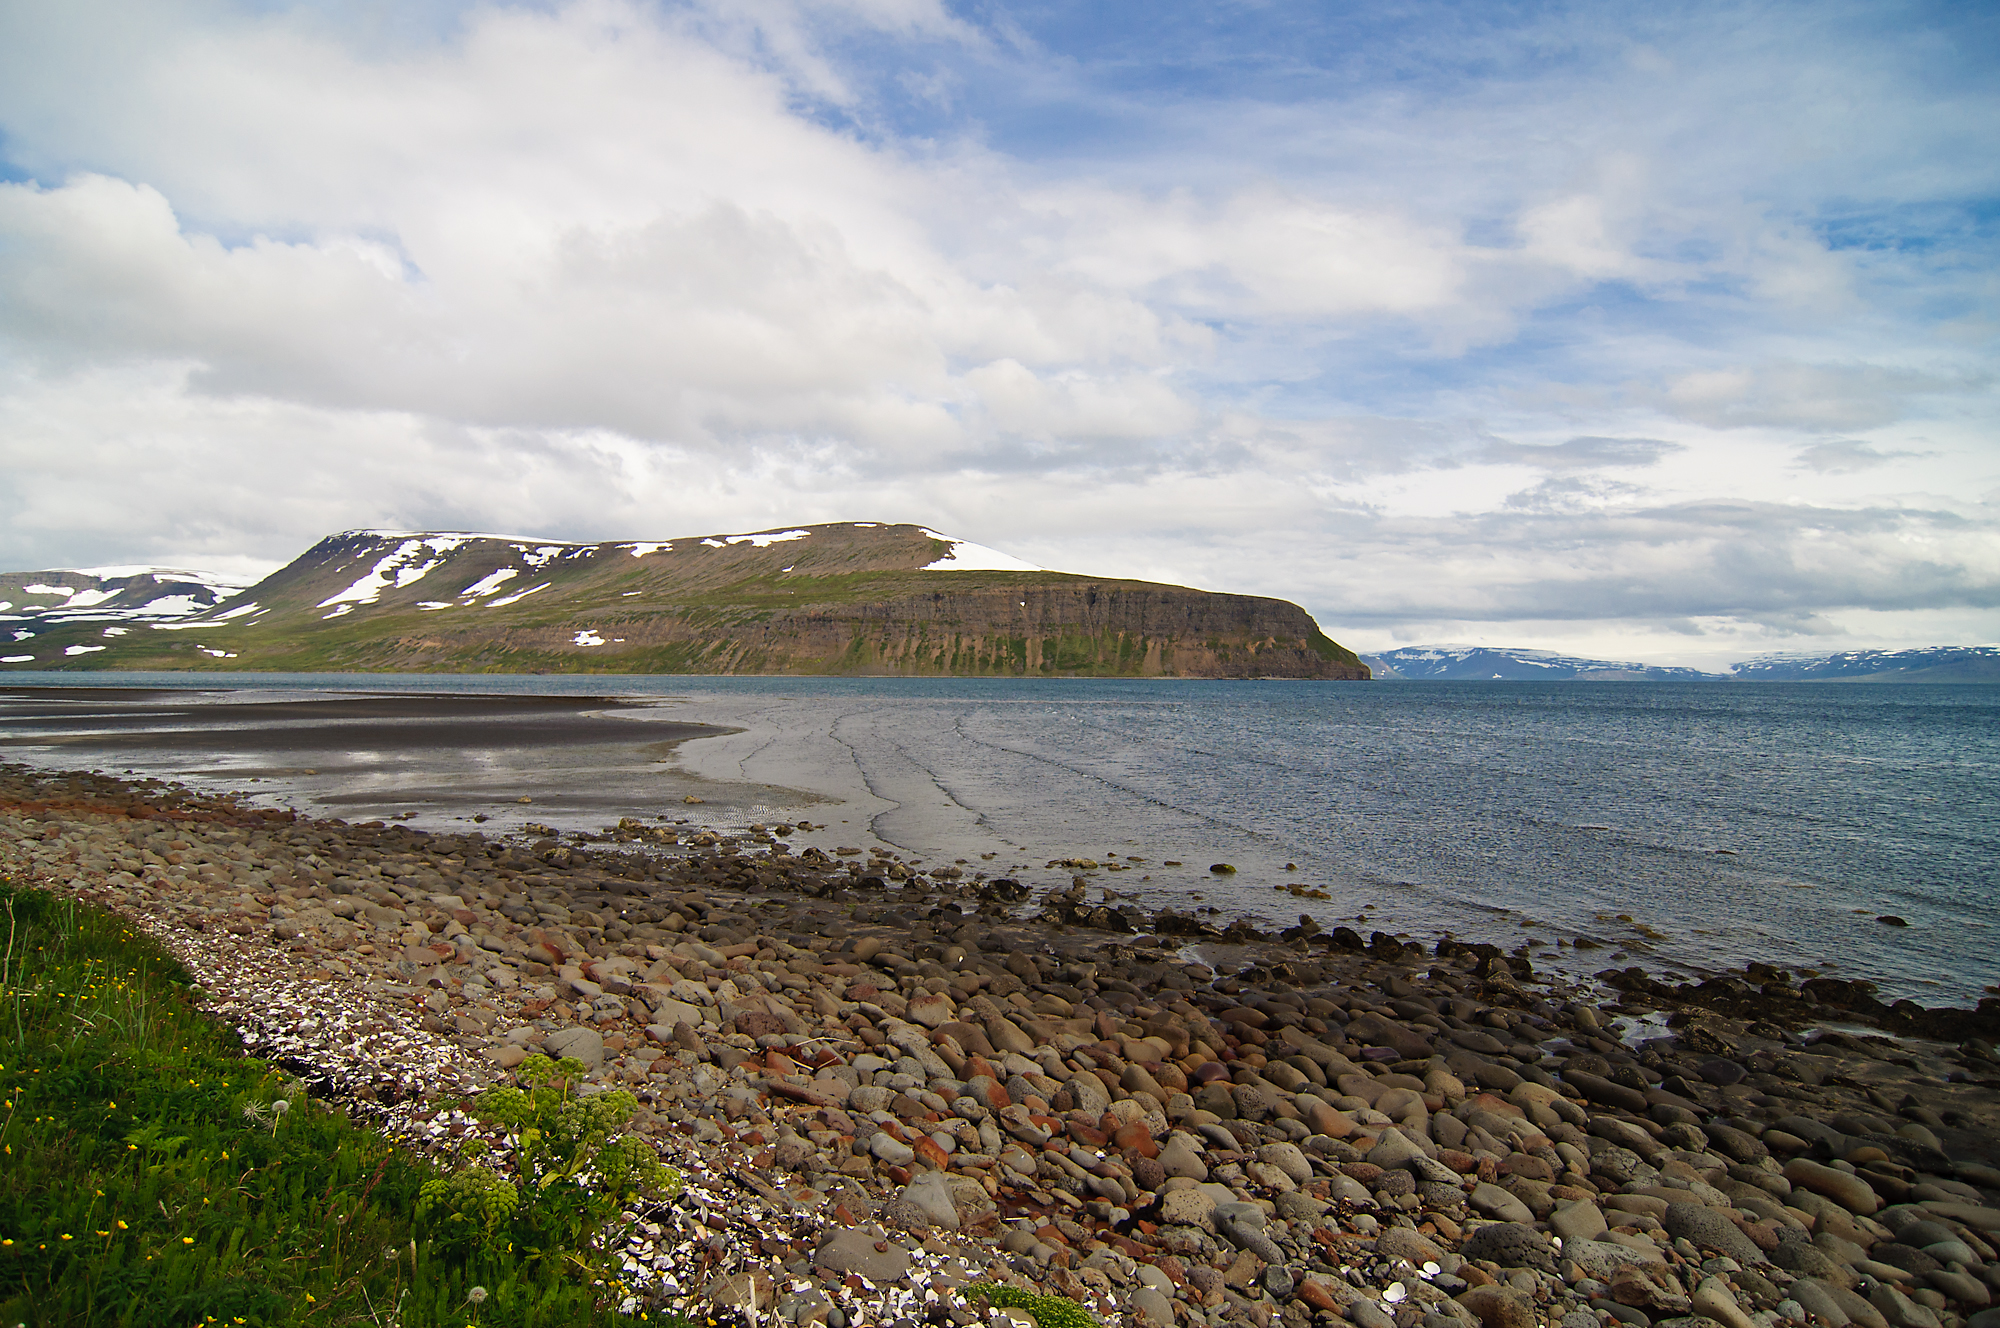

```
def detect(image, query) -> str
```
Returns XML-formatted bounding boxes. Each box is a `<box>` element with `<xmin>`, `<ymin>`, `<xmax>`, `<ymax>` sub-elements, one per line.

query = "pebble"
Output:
<box><xmin>4</xmin><ymin>759</ymin><xmax>1998</xmax><ymax>1328</ymax></box>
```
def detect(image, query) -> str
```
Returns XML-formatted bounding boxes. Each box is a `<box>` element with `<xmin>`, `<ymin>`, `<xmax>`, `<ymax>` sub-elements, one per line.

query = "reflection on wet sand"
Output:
<box><xmin>0</xmin><ymin>687</ymin><xmax>825</xmax><ymax>831</ymax></box>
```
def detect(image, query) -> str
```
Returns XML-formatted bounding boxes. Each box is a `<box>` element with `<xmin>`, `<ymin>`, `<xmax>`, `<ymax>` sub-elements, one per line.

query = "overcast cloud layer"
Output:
<box><xmin>1</xmin><ymin>0</ymin><xmax>1995</xmax><ymax>665</ymax></box>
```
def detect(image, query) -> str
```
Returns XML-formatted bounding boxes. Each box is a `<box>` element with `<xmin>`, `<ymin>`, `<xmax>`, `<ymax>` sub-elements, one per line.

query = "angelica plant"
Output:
<box><xmin>419</xmin><ymin>1055</ymin><xmax>680</xmax><ymax>1287</ymax></box>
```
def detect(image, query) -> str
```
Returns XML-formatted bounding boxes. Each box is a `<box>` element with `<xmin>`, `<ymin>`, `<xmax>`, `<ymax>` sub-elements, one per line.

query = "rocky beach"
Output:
<box><xmin>3</xmin><ymin>758</ymin><xmax>1999</xmax><ymax>1328</ymax></box>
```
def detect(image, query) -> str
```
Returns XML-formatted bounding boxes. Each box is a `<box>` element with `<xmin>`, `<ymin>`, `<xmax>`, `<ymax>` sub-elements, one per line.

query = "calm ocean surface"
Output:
<box><xmin>4</xmin><ymin>674</ymin><xmax>1996</xmax><ymax>1006</ymax></box>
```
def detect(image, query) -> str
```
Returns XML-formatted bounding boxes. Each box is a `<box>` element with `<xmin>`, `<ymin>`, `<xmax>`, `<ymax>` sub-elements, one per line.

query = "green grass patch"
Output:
<box><xmin>0</xmin><ymin>882</ymin><xmax>659</xmax><ymax>1326</ymax></box>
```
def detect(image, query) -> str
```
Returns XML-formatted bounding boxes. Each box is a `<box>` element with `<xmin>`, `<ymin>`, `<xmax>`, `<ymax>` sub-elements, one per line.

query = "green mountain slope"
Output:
<box><xmin>2</xmin><ymin>523</ymin><xmax>1368</xmax><ymax>679</ymax></box>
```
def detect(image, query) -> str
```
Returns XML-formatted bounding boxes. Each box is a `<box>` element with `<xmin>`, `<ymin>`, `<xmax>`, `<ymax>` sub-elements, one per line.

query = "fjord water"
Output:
<box><xmin>3</xmin><ymin>675</ymin><xmax>1995</xmax><ymax>1005</ymax></box>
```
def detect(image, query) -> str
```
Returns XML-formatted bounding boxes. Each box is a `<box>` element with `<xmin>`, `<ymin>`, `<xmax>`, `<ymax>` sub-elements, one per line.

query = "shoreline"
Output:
<box><xmin>4</xmin><ymin>759</ymin><xmax>1999</xmax><ymax>1328</ymax></box>
<box><xmin>1</xmin><ymin>679</ymin><xmax>1991</xmax><ymax>1020</ymax></box>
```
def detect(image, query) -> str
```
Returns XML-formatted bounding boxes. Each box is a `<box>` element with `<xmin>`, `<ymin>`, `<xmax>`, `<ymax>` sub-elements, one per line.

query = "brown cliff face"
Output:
<box><xmin>3</xmin><ymin>523</ymin><xmax>1369</xmax><ymax>679</ymax></box>
<box><xmin>384</xmin><ymin>581</ymin><xmax>1364</xmax><ymax>678</ymax></box>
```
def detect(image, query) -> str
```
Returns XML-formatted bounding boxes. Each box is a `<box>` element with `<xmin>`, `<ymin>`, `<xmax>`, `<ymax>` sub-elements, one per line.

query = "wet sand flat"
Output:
<box><xmin>0</xmin><ymin>686</ymin><xmax>822</xmax><ymax>827</ymax></box>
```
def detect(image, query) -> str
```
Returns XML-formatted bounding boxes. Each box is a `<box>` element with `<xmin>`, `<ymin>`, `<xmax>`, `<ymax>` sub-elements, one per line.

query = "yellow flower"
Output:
<box><xmin>2</xmin><ymin>1238</ymin><xmax>13</xmax><ymax>1246</ymax></box>
<box><xmin>60</xmin><ymin>1233</ymin><xmax>72</xmax><ymax>1241</ymax></box>
<box><xmin>183</xmin><ymin>1236</ymin><xmax>195</xmax><ymax>1245</ymax></box>
<box><xmin>117</xmin><ymin>1220</ymin><xmax>128</xmax><ymax>1230</ymax></box>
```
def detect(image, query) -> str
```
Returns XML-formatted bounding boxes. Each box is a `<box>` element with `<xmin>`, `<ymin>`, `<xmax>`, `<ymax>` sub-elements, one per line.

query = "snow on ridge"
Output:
<box><xmin>918</xmin><ymin>529</ymin><xmax>1044</xmax><ymax>573</ymax></box>
<box><xmin>73</xmin><ymin>565</ymin><xmax>258</xmax><ymax>590</ymax></box>
<box><xmin>341</xmin><ymin>528</ymin><xmax>582</xmax><ymax>545</ymax></box>
<box><xmin>726</xmin><ymin>529</ymin><xmax>810</xmax><ymax>548</ymax></box>
<box><xmin>316</xmin><ymin>537</ymin><xmax>467</xmax><ymax>611</ymax></box>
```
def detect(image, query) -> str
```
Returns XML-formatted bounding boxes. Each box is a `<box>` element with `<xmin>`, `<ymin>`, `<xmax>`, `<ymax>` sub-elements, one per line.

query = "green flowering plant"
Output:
<box><xmin>418</xmin><ymin>1054</ymin><xmax>681</xmax><ymax>1282</ymax></box>
<box><xmin>964</xmin><ymin>1283</ymin><xmax>1100</xmax><ymax>1328</ymax></box>
<box><xmin>416</xmin><ymin>1161</ymin><xmax>522</xmax><ymax>1259</ymax></box>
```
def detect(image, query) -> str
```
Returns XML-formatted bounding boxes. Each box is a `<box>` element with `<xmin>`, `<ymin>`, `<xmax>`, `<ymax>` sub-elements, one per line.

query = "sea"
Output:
<box><xmin>2</xmin><ymin>673</ymin><xmax>1995</xmax><ymax>1008</ymax></box>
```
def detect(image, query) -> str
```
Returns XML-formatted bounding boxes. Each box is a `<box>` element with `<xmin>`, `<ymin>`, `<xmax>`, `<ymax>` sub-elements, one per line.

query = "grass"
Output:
<box><xmin>0</xmin><ymin>881</ymin><xmax>654</xmax><ymax>1327</ymax></box>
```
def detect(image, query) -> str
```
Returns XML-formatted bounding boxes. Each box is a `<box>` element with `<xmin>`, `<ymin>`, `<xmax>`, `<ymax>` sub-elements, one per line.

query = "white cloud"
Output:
<box><xmin>0</xmin><ymin>0</ymin><xmax>1995</xmax><ymax>661</ymax></box>
<box><xmin>1654</xmin><ymin>363</ymin><xmax>1983</xmax><ymax>432</ymax></box>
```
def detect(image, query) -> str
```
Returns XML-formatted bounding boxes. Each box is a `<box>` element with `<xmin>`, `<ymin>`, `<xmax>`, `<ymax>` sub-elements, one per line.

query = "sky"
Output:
<box><xmin>0</xmin><ymin>0</ymin><xmax>1995</xmax><ymax>667</ymax></box>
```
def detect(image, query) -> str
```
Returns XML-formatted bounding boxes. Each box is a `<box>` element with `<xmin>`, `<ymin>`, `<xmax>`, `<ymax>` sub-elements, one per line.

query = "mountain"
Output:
<box><xmin>0</xmin><ymin>566</ymin><xmax>258</xmax><ymax>664</ymax></box>
<box><xmin>1362</xmin><ymin>642</ymin><xmax>2000</xmax><ymax>682</ymax></box>
<box><xmin>1728</xmin><ymin>645</ymin><xmax>2000</xmax><ymax>682</ymax></box>
<box><xmin>1</xmin><ymin>523</ymin><xmax>1367</xmax><ymax>679</ymax></box>
<box><xmin>1361</xmin><ymin>645</ymin><xmax>1719</xmax><ymax>681</ymax></box>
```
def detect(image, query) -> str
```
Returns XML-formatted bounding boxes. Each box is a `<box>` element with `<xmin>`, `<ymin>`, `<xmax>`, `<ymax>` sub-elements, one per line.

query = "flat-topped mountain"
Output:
<box><xmin>1729</xmin><ymin>645</ymin><xmax>2000</xmax><ymax>682</ymax></box>
<box><xmin>1</xmin><ymin>523</ymin><xmax>1367</xmax><ymax>679</ymax></box>
<box><xmin>1362</xmin><ymin>642</ymin><xmax>2000</xmax><ymax>682</ymax></box>
<box><xmin>1362</xmin><ymin>644</ymin><xmax>1716</xmax><ymax>681</ymax></box>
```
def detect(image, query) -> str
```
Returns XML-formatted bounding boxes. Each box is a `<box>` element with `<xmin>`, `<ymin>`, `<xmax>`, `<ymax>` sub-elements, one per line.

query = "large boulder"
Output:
<box><xmin>1665</xmin><ymin>1203</ymin><xmax>1768</xmax><ymax>1265</ymax></box>
<box><xmin>1460</xmin><ymin>1222</ymin><xmax>1556</xmax><ymax>1272</ymax></box>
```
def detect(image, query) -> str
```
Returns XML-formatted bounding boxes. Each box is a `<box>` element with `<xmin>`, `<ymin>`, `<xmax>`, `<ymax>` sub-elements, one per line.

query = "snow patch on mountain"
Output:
<box><xmin>1364</xmin><ymin>644</ymin><xmax>1718</xmax><ymax>681</ymax></box>
<box><xmin>1729</xmin><ymin>645</ymin><xmax>2000</xmax><ymax>681</ymax></box>
<box><xmin>487</xmin><ymin>582</ymin><xmax>549</xmax><ymax>608</ymax></box>
<box><xmin>459</xmin><ymin>568</ymin><xmax>519</xmax><ymax>598</ymax></box>
<box><xmin>919</xmin><ymin>529</ymin><xmax>1044</xmax><ymax>572</ymax></box>
<box><xmin>317</xmin><ymin>538</ymin><xmax>467</xmax><ymax>609</ymax></box>
<box><xmin>727</xmin><ymin>529</ymin><xmax>810</xmax><ymax>548</ymax></box>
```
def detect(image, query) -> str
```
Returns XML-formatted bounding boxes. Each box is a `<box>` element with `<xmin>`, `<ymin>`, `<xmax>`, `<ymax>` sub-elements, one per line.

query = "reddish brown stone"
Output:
<box><xmin>1115</xmin><ymin>1121</ymin><xmax>1159</xmax><ymax>1156</ymax></box>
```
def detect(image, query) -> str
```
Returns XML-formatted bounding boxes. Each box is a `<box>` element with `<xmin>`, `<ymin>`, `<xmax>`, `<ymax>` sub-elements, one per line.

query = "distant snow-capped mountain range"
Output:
<box><xmin>1361</xmin><ymin>643</ymin><xmax>2000</xmax><ymax>682</ymax></box>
